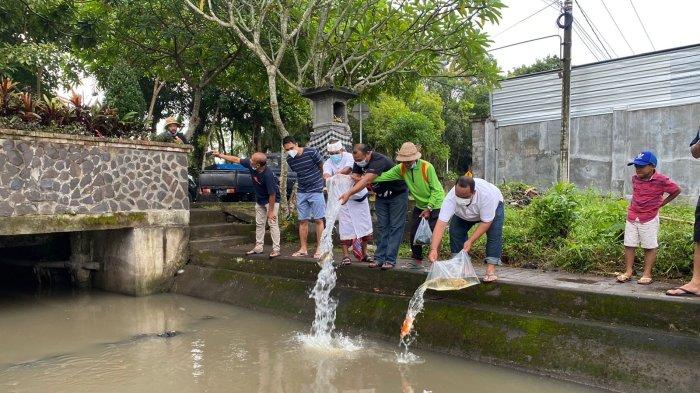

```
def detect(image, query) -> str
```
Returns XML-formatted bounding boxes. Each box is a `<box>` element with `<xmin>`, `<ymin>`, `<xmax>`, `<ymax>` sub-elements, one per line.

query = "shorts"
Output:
<box><xmin>694</xmin><ymin>196</ymin><xmax>700</xmax><ymax>243</ymax></box>
<box><xmin>297</xmin><ymin>192</ymin><xmax>326</xmax><ymax>221</ymax></box>
<box><xmin>624</xmin><ymin>216</ymin><xmax>659</xmax><ymax>249</ymax></box>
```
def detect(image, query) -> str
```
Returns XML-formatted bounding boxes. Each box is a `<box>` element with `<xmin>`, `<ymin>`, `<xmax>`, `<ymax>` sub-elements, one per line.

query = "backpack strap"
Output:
<box><xmin>421</xmin><ymin>161</ymin><xmax>429</xmax><ymax>182</ymax></box>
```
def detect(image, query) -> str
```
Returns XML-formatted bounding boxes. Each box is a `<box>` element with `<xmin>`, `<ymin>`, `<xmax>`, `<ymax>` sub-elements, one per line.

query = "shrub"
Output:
<box><xmin>529</xmin><ymin>182</ymin><xmax>579</xmax><ymax>241</ymax></box>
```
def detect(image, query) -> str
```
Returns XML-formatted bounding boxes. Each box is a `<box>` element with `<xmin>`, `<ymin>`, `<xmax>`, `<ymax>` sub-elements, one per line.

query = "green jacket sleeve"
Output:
<box><xmin>426</xmin><ymin>163</ymin><xmax>445</xmax><ymax>209</ymax></box>
<box><xmin>373</xmin><ymin>163</ymin><xmax>403</xmax><ymax>183</ymax></box>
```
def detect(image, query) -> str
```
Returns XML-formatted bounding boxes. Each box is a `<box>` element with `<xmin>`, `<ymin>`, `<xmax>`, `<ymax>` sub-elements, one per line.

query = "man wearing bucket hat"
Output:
<box><xmin>374</xmin><ymin>142</ymin><xmax>445</xmax><ymax>269</ymax></box>
<box><xmin>163</xmin><ymin>116</ymin><xmax>188</xmax><ymax>144</ymax></box>
<box><xmin>617</xmin><ymin>150</ymin><xmax>681</xmax><ymax>285</ymax></box>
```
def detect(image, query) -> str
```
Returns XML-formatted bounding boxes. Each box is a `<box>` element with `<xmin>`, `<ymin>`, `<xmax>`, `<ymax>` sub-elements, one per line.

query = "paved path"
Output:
<box><xmin>201</xmin><ymin>242</ymin><xmax>699</xmax><ymax>304</ymax></box>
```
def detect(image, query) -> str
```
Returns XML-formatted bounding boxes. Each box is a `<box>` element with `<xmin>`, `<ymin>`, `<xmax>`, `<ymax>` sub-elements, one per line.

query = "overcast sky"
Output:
<box><xmin>485</xmin><ymin>0</ymin><xmax>700</xmax><ymax>73</ymax></box>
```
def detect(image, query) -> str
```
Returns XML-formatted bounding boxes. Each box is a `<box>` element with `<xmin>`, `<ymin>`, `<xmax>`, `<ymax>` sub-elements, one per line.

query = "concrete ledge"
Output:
<box><xmin>190</xmin><ymin>249</ymin><xmax>700</xmax><ymax>336</ymax></box>
<box><xmin>0</xmin><ymin>210</ymin><xmax>189</xmax><ymax>235</ymax></box>
<box><xmin>0</xmin><ymin>128</ymin><xmax>192</xmax><ymax>153</ymax></box>
<box><xmin>172</xmin><ymin>264</ymin><xmax>700</xmax><ymax>393</ymax></box>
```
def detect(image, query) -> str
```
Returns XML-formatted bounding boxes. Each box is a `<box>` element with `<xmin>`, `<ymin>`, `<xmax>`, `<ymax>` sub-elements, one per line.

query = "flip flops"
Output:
<box><xmin>616</xmin><ymin>273</ymin><xmax>632</xmax><ymax>283</ymax></box>
<box><xmin>666</xmin><ymin>287</ymin><xmax>699</xmax><ymax>297</ymax></box>
<box><xmin>341</xmin><ymin>256</ymin><xmax>352</xmax><ymax>266</ymax></box>
<box><xmin>482</xmin><ymin>273</ymin><xmax>498</xmax><ymax>283</ymax></box>
<box><xmin>637</xmin><ymin>277</ymin><xmax>653</xmax><ymax>285</ymax></box>
<box><xmin>246</xmin><ymin>249</ymin><xmax>263</xmax><ymax>256</ymax></box>
<box><xmin>291</xmin><ymin>251</ymin><xmax>308</xmax><ymax>258</ymax></box>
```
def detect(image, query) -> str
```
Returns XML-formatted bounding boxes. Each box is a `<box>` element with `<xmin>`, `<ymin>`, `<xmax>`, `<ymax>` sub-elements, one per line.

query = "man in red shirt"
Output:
<box><xmin>617</xmin><ymin>151</ymin><xmax>681</xmax><ymax>285</ymax></box>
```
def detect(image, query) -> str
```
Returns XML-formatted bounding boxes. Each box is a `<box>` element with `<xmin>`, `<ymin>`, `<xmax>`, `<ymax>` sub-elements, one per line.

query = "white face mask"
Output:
<box><xmin>356</xmin><ymin>159</ymin><xmax>368</xmax><ymax>168</ymax></box>
<box><xmin>287</xmin><ymin>149</ymin><xmax>297</xmax><ymax>158</ymax></box>
<box><xmin>455</xmin><ymin>196</ymin><xmax>472</xmax><ymax>206</ymax></box>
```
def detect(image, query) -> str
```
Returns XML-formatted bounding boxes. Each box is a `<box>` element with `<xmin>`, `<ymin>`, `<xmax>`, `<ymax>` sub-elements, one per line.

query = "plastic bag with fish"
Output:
<box><xmin>413</xmin><ymin>217</ymin><xmax>432</xmax><ymax>245</ymax></box>
<box><xmin>316</xmin><ymin>174</ymin><xmax>354</xmax><ymax>266</ymax></box>
<box><xmin>400</xmin><ymin>251</ymin><xmax>479</xmax><ymax>339</ymax></box>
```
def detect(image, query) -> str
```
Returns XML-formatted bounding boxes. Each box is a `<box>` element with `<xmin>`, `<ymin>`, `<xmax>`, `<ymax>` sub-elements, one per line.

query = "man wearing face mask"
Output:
<box><xmin>428</xmin><ymin>175</ymin><xmax>504</xmax><ymax>283</ymax></box>
<box><xmin>340</xmin><ymin>144</ymin><xmax>408</xmax><ymax>270</ymax></box>
<box><xmin>374</xmin><ymin>142</ymin><xmax>445</xmax><ymax>269</ymax></box>
<box><xmin>282</xmin><ymin>136</ymin><xmax>326</xmax><ymax>259</ymax></box>
<box><xmin>322</xmin><ymin>140</ymin><xmax>373</xmax><ymax>265</ymax></box>
<box><xmin>211</xmin><ymin>150</ymin><xmax>281</xmax><ymax>258</ymax></box>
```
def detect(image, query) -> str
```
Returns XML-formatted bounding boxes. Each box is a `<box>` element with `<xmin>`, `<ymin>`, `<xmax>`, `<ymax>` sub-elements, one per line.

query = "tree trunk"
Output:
<box><xmin>251</xmin><ymin>119</ymin><xmax>261</xmax><ymax>156</ymax></box>
<box><xmin>266</xmin><ymin>69</ymin><xmax>291</xmax><ymax>215</ymax></box>
<box><xmin>145</xmin><ymin>78</ymin><xmax>164</xmax><ymax>129</ymax></box>
<box><xmin>35</xmin><ymin>65</ymin><xmax>42</xmax><ymax>98</ymax></box>
<box><xmin>186</xmin><ymin>87</ymin><xmax>203</xmax><ymax>140</ymax></box>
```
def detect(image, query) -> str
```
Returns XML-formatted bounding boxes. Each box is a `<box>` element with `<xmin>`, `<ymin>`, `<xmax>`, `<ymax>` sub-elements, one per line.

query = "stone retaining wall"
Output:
<box><xmin>0</xmin><ymin>129</ymin><xmax>190</xmax><ymax>217</ymax></box>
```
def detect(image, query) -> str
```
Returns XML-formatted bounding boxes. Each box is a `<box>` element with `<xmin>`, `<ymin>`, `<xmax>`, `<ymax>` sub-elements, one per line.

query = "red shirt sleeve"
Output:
<box><xmin>663</xmin><ymin>176</ymin><xmax>680</xmax><ymax>194</ymax></box>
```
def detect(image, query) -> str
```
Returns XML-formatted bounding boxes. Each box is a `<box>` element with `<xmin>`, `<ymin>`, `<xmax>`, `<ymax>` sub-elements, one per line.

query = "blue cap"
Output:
<box><xmin>627</xmin><ymin>151</ymin><xmax>657</xmax><ymax>167</ymax></box>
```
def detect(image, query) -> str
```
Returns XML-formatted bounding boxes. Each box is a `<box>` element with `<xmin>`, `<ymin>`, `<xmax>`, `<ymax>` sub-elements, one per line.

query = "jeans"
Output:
<box><xmin>409</xmin><ymin>207</ymin><xmax>440</xmax><ymax>260</ymax></box>
<box><xmin>449</xmin><ymin>202</ymin><xmax>504</xmax><ymax>265</ymax></box>
<box><xmin>374</xmin><ymin>192</ymin><xmax>408</xmax><ymax>266</ymax></box>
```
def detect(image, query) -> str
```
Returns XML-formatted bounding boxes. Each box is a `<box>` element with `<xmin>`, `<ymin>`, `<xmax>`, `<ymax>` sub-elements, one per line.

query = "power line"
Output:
<box><xmin>493</xmin><ymin>0</ymin><xmax>558</xmax><ymax>37</ymax></box>
<box><xmin>600</xmin><ymin>0</ymin><xmax>635</xmax><ymax>54</ymax></box>
<box><xmin>572</xmin><ymin>22</ymin><xmax>602</xmax><ymax>60</ymax></box>
<box><xmin>629</xmin><ymin>0</ymin><xmax>655</xmax><ymax>50</ymax></box>
<box><xmin>574</xmin><ymin>0</ymin><xmax>615</xmax><ymax>58</ymax></box>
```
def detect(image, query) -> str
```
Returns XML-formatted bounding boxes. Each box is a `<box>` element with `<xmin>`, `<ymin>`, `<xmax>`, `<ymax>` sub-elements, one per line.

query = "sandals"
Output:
<box><xmin>246</xmin><ymin>249</ymin><xmax>263</xmax><ymax>256</ymax></box>
<box><xmin>666</xmin><ymin>287</ymin><xmax>699</xmax><ymax>297</ymax></box>
<box><xmin>341</xmin><ymin>256</ymin><xmax>352</xmax><ymax>266</ymax></box>
<box><xmin>482</xmin><ymin>273</ymin><xmax>498</xmax><ymax>283</ymax></box>
<box><xmin>291</xmin><ymin>251</ymin><xmax>308</xmax><ymax>258</ymax></box>
<box><xmin>361</xmin><ymin>255</ymin><xmax>374</xmax><ymax>263</ymax></box>
<box><xmin>381</xmin><ymin>264</ymin><xmax>395</xmax><ymax>271</ymax></box>
<box><xmin>637</xmin><ymin>277</ymin><xmax>653</xmax><ymax>285</ymax></box>
<box><xmin>368</xmin><ymin>262</ymin><xmax>381</xmax><ymax>268</ymax></box>
<box><xmin>616</xmin><ymin>273</ymin><xmax>632</xmax><ymax>283</ymax></box>
<box><xmin>313</xmin><ymin>251</ymin><xmax>323</xmax><ymax>259</ymax></box>
<box><xmin>269</xmin><ymin>251</ymin><xmax>280</xmax><ymax>259</ymax></box>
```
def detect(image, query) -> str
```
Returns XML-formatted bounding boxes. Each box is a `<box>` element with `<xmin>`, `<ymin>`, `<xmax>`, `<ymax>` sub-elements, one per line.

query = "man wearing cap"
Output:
<box><xmin>374</xmin><ymin>142</ymin><xmax>445</xmax><ymax>269</ymax></box>
<box><xmin>323</xmin><ymin>140</ymin><xmax>373</xmax><ymax>265</ymax></box>
<box><xmin>667</xmin><ymin>129</ymin><xmax>700</xmax><ymax>297</ymax></box>
<box><xmin>428</xmin><ymin>175</ymin><xmax>504</xmax><ymax>283</ymax></box>
<box><xmin>617</xmin><ymin>151</ymin><xmax>681</xmax><ymax>285</ymax></box>
<box><xmin>164</xmin><ymin>116</ymin><xmax>188</xmax><ymax>144</ymax></box>
<box><xmin>339</xmin><ymin>144</ymin><xmax>408</xmax><ymax>270</ymax></box>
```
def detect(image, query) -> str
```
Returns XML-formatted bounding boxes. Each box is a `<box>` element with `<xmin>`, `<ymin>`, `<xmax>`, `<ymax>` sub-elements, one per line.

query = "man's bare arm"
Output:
<box><xmin>213</xmin><ymin>151</ymin><xmax>241</xmax><ymax>164</ymax></box>
<box><xmin>692</xmin><ymin>141</ymin><xmax>700</xmax><ymax>159</ymax></box>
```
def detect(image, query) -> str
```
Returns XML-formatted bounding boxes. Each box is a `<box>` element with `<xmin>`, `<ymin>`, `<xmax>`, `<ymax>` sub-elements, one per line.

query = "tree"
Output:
<box><xmin>363</xmin><ymin>86</ymin><xmax>448</xmax><ymax>169</ymax></box>
<box><xmin>77</xmin><ymin>0</ymin><xmax>245</xmax><ymax>139</ymax></box>
<box><xmin>188</xmin><ymin>0</ymin><xmax>503</xmax><ymax>138</ymax></box>
<box><xmin>103</xmin><ymin>63</ymin><xmax>147</xmax><ymax>119</ymax></box>
<box><xmin>508</xmin><ymin>54</ymin><xmax>561</xmax><ymax>77</ymax></box>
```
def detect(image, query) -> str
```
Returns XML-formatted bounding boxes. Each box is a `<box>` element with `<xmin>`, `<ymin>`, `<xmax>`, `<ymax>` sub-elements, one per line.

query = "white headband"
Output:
<box><xmin>327</xmin><ymin>141</ymin><xmax>344</xmax><ymax>152</ymax></box>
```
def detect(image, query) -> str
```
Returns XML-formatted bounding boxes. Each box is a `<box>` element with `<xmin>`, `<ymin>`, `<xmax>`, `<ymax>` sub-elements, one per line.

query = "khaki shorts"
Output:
<box><xmin>624</xmin><ymin>216</ymin><xmax>659</xmax><ymax>249</ymax></box>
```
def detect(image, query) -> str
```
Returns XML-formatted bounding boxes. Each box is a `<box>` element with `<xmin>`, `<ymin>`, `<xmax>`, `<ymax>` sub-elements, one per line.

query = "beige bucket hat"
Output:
<box><xmin>164</xmin><ymin>116</ymin><xmax>181</xmax><ymax>128</ymax></box>
<box><xmin>395</xmin><ymin>142</ymin><xmax>421</xmax><ymax>162</ymax></box>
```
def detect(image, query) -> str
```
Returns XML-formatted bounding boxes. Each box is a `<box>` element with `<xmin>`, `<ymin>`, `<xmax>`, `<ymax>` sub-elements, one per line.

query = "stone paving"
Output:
<box><xmin>207</xmin><ymin>242</ymin><xmax>699</xmax><ymax>304</ymax></box>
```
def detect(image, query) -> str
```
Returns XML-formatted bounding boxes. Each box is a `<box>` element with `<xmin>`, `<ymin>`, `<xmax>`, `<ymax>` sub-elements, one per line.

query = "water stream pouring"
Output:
<box><xmin>398</xmin><ymin>251</ymin><xmax>480</xmax><ymax>360</ymax></box>
<box><xmin>303</xmin><ymin>175</ymin><xmax>356</xmax><ymax>349</ymax></box>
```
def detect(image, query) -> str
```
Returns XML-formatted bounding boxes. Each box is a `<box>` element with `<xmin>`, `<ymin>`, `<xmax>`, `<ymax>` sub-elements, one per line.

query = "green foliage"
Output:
<box><xmin>484</xmin><ymin>183</ymin><xmax>696</xmax><ymax>280</ymax></box>
<box><xmin>103</xmin><ymin>64</ymin><xmax>146</xmax><ymax>120</ymax></box>
<box><xmin>364</xmin><ymin>86</ymin><xmax>448</xmax><ymax>167</ymax></box>
<box><xmin>508</xmin><ymin>55</ymin><xmax>561</xmax><ymax>77</ymax></box>
<box><xmin>529</xmin><ymin>183</ymin><xmax>579</xmax><ymax>240</ymax></box>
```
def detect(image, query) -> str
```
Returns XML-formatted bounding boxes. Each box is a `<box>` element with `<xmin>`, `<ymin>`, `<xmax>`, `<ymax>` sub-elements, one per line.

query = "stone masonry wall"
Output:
<box><xmin>0</xmin><ymin>129</ymin><xmax>191</xmax><ymax>217</ymax></box>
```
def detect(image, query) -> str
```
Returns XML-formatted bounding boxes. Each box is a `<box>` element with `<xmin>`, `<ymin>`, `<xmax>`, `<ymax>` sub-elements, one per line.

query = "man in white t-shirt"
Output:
<box><xmin>322</xmin><ymin>140</ymin><xmax>373</xmax><ymax>265</ymax></box>
<box><xmin>428</xmin><ymin>175</ymin><xmax>505</xmax><ymax>283</ymax></box>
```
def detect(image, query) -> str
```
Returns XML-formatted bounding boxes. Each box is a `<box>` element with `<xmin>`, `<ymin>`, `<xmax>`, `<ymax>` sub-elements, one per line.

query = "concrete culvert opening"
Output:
<box><xmin>0</xmin><ymin>233</ymin><xmax>75</xmax><ymax>292</ymax></box>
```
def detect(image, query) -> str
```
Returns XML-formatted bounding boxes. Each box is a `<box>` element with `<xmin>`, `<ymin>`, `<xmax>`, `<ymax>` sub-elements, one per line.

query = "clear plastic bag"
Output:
<box><xmin>424</xmin><ymin>251</ymin><xmax>480</xmax><ymax>291</ymax></box>
<box><xmin>413</xmin><ymin>217</ymin><xmax>432</xmax><ymax>245</ymax></box>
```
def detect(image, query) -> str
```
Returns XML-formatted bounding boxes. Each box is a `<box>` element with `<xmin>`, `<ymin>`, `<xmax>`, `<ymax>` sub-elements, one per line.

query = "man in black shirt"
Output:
<box><xmin>340</xmin><ymin>144</ymin><xmax>408</xmax><ymax>269</ymax></box>
<box><xmin>164</xmin><ymin>117</ymin><xmax>189</xmax><ymax>144</ymax></box>
<box><xmin>211</xmin><ymin>150</ymin><xmax>281</xmax><ymax>258</ymax></box>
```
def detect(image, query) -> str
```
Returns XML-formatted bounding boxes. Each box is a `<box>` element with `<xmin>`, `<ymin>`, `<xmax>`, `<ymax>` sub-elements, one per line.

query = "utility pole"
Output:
<box><xmin>559</xmin><ymin>0</ymin><xmax>573</xmax><ymax>183</ymax></box>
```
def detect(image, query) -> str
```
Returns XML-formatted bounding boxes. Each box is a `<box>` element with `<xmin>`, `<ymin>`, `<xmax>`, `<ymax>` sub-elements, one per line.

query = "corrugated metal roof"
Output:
<box><xmin>491</xmin><ymin>45</ymin><xmax>700</xmax><ymax>126</ymax></box>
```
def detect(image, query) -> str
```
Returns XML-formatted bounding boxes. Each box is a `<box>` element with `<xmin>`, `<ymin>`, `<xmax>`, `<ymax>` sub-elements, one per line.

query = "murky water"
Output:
<box><xmin>0</xmin><ymin>291</ymin><xmax>604</xmax><ymax>393</ymax></box>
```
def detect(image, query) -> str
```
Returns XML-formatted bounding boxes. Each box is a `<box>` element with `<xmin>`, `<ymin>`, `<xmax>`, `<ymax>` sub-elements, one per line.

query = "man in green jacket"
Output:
<box><xmin>374</xmin><ymin>142</ymin><xmax>445</xmax><ymax>268</ymax></box>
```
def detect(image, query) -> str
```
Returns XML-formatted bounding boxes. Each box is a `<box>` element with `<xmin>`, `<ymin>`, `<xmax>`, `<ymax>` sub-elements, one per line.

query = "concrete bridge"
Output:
<box><xmin>0</xmin><ymin>129</ymin><xmax>191</xmax><ymax>295</ymax></box>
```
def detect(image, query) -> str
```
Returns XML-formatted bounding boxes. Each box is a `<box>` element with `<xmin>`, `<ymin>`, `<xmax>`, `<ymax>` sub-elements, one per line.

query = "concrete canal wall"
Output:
<box><xmin>173</xmin><ymin>208</ymin><xmax>700</xmax><ymax>393</ymax></box>
<box><xmin>0</xmin><ymin>129</ymin><xmax>191</xmax><ymax>295</ymax></box>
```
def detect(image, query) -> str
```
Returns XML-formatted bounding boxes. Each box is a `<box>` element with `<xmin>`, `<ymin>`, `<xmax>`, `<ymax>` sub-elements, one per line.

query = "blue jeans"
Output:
<box><xmin>374</xmin><ymin>192</ymin><xmax>408</xmax><ymax>266</ymax></box>
<box><xmin>449</xmin><ymin>202</ymin><xmax>504</xmax><ymax>265</ymax></box>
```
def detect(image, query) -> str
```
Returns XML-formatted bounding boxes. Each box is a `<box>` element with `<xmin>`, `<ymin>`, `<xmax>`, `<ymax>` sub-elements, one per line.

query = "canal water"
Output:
<box><xmin>0</xmin><ymin>291</ymin><xmax>602</xmax><ymax>393</ymax></box>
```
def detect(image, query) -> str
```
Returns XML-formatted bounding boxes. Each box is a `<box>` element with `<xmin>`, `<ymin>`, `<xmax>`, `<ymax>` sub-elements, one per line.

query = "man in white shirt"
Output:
<box><xmin>428</xmin><ymin>175</ymin><xmax>505</xmax><ymax>283</ymax></box>
<box><xmin>322</xmin><ymin>140</ymin><xmax>373</xmax><ymax>265</ymax></box>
